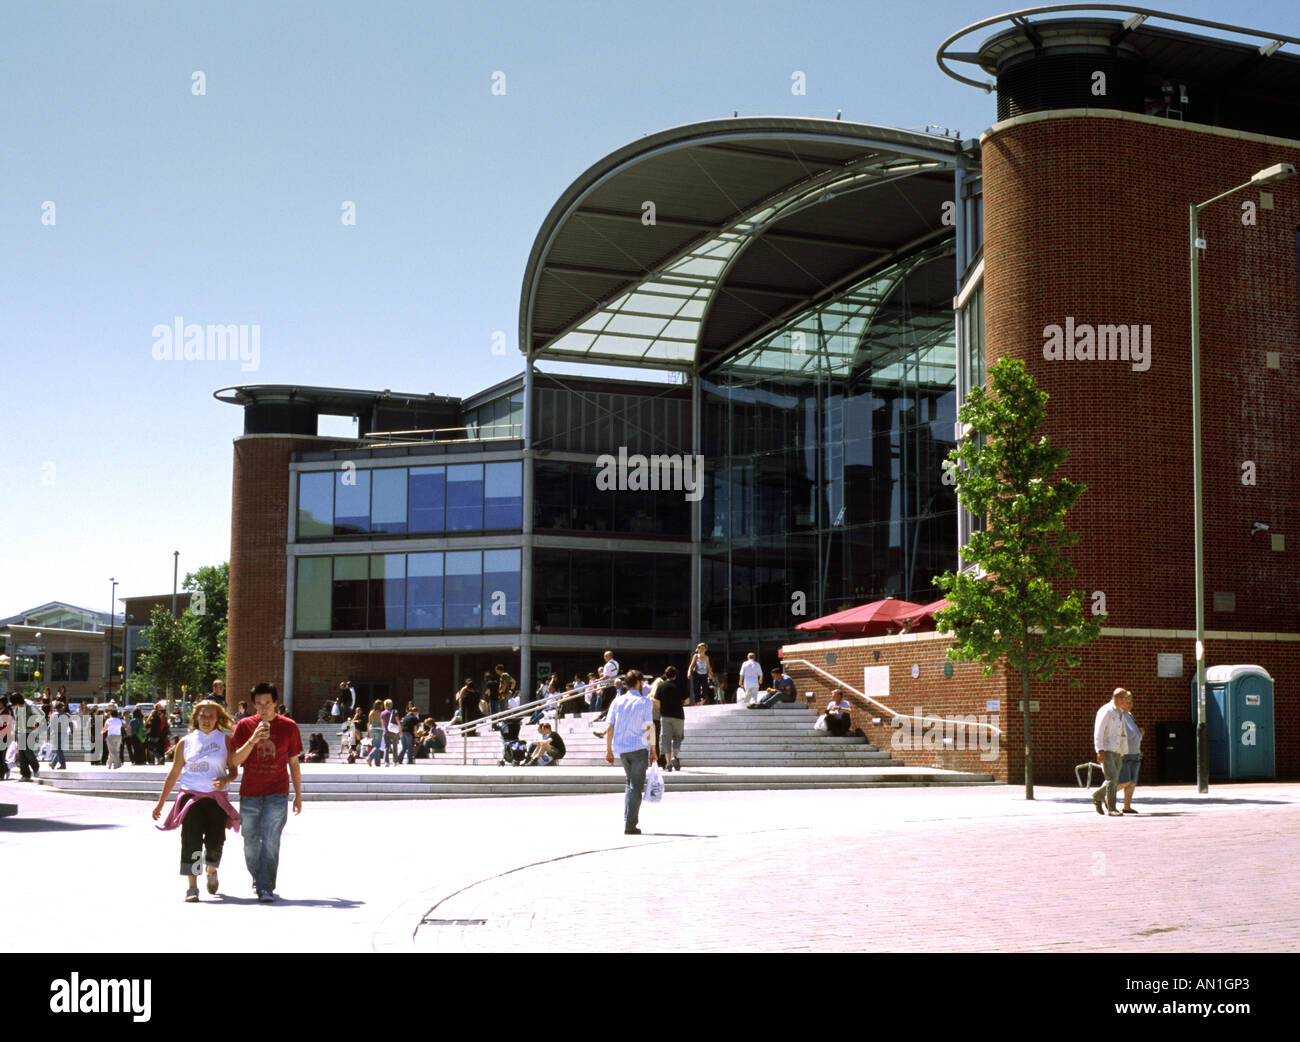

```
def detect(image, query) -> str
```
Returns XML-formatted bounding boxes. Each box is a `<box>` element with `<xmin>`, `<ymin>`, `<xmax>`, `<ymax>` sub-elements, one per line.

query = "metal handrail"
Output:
<box><xmin>443</xmin><ymin>680</ymin><xmax>609</xmax><ymax>765</ymax></box>
<box><xmin>782</xmin><ymin>657</ymin><xmax>1004</xmax><ymax>735</ymax></box>
<box><xmin>937</xmin><ymin>5</ymin><xmax>1300</xmax><ymax>92</ymax></box>
<box><xmin>360</xmin><ymin>423</ymin><xmax>523</xmax><ymax>445</ymax></box>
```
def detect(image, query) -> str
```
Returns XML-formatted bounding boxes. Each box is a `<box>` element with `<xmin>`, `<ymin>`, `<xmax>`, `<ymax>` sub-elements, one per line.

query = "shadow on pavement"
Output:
<box><xmin>1055</xmin><ymin>796</ymin><xmax>1287</xmax><ymax>806</ymax></box>
<box><xmin>0</xmin><ymin>819</ymin><xmax>122</xmax><ymax>833</ymax></box>
<box><xmin>641</xmin><ymin>832</ymin><xmax>720</xmax><ymax>839</ymax></box>
<box><xmin>214</xmin><ymin>896</ymin><xmax>364</xmax><ymax>909</ymax></box>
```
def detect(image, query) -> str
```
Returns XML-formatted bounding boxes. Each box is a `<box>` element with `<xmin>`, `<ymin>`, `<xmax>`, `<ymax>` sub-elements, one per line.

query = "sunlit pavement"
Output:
<box><xmin>3</xmin><ymin>780</ymin><xmax>1297</xmax><ymax>953</ymax></box>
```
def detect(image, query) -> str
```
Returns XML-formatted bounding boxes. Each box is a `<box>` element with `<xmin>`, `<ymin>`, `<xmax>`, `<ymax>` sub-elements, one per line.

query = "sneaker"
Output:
<box><xmin>206</xmin><ymin>872</ymin><xmax>219</xmax><ymax>895</ymax></box>
<box><xmin>624</xmin><ymin>827</ymin><xmax>641</xmax><ymax>835</ymax></box>
<box><xmin>258</xmin><ymin>891</ymin><xmax>276</xmax><ymax>903</ymax></box>
<box><xmin>671</xmin><ymin>757</ymin><xmax>680</xmax><ymax>772</ymax></box>
<box><xmin>1092</xmin><ymin>796</ymin><xmax>1104</xmax><ymax>816</ymax></box>
<box><xmin>185</xmin><ymin>887</ymin><xmax>199</xmax><ymax>903</ymax></box>
<box><xmin>1123</xmin><ymin>808</ymin><xmax>1139</xmax><ymax>814</ymax></box>
<box><xmin>1107</xmin><ymin>810</ymin><xmax>1123</xmax><ymax>817</ymax></box>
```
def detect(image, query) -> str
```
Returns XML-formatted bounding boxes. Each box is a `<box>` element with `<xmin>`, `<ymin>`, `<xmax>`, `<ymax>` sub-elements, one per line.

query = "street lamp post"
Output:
<box><xmin>107</xmin><ymin>577</ymin><xmax>118</xmax><ymax>696</ymax></box>
<box><xmin>1188</xmin><ymin>161</ymin><xmax>1295</xmax><ymax>795</ymax></box>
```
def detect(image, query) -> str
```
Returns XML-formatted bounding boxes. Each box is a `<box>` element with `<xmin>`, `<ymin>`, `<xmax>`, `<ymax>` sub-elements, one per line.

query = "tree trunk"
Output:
<box><xmin>1022</xmin><ymin>669</ymin><xmax>1034</xmax><ymax>800</ymax></box>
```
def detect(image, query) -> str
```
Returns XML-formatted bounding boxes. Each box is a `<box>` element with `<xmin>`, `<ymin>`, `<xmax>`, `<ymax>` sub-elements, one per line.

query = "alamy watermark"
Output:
<box><xmin>1042</xmin><ymin>318</ymin><xmax>1151</xmax><ymax>372</ymax></box>
<box><xmin>151</xmin><ymin>316</ymin><xmax>260</xmax><ymax>371</ymax></box>
<box><xmin>1</xmin><ymin>707</ymin><xmax>104</xmax><ymax>757</ymax></box>
<box><xmin>595</xmin><ymin>448</ymin><xmax>704</xmax><ymax>502</ymax></box>
<box><xmin>50</xmin><ymin>974</ymin><xmax>151</xmax><ymax>1021</ymax></box>
<box><xmin>891</xmin><ymin>708</ymin><xmax>1000</xmax><ymax>761</ymax></box>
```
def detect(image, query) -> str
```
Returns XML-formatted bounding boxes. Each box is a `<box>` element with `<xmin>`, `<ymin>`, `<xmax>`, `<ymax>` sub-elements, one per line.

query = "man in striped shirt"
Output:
<box><xmin>603</xmin><ymin>670</ymin><xmax>657</xmax><ymax>835</ymax></box>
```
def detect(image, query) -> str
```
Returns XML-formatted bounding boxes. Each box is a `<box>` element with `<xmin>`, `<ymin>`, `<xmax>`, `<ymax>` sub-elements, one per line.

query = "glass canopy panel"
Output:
<box><xmin>532</xmin><ymin>161</ymin><xmax>942</xmax><ymax>367</ymax></box>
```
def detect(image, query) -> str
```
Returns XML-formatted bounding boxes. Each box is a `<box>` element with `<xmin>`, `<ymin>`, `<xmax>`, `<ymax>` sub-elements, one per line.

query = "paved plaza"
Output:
<box><xmin>3</xmin><ymin>781</ymin><xmax>1298</xmax><ymax>953</ymax></box>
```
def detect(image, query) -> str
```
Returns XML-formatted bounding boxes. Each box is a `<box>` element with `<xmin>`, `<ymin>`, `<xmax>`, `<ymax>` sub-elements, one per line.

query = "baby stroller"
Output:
<box><xmin>493</xmin><ymin>716</ymin><xmax>527</xmax><ymax>766</ymax></box>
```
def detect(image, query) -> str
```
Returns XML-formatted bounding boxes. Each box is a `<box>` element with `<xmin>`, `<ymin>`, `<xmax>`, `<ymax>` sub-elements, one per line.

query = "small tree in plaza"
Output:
<box><xmin>136</xmin><ymin>604</ymin><xmax>204</xmax><ymax>716</ymax></box>
<box><xmin>934</xmin><ymin>357</ymin><xmax>1102</xmax><ymax>800</ymax></box>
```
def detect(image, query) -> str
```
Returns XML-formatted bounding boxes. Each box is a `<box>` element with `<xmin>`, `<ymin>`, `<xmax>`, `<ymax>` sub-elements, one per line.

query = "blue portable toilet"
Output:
<box><xmin>1190</xmin><ymin>665</ymin><xmax>1275</xmax><ymax>780</ymax></box>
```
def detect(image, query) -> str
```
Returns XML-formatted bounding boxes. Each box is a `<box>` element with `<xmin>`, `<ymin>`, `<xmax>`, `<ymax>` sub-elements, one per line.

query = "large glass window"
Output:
<box><xmin>334</xmin><ymin>469</ymin><xmax>371</xmax><ymax>536</ymax></box>
<box><xmin>482</xmin><ymin>549</ymin><xmax>521</xmax><ymax>629</ymax></box>
<box><xmin>296</xmin><ymin>460</ymin><xmax>524</xmax><ymax>539</ymax></box>
<box><xmin>406</xmin><ymin>553</ymin><xmax>443</xmax><ymax>630</ymax></box>
<box><xmin>443</xmin><ymin>551</ymin><xmax>482</xmax><ymax>629</ymax></box>
<box><xmin>13</xmin><ymin>644</ymin><xmax>42</xmax><ymax>683</ymax></box>
<box><xmin>369</xmin><ymin>554</ymin><xmax>406</xmax><ymax>631</ymax></box>
<box><xmin>49</xmin><ymin>652</ymin><xmax>90</xmax><ymax>683</ymax></box>
<box><xmin>409</xmin><ymin>466</ymin><xmax>446</xmax><ymax>533</ymax></box>
<box><xmin>371</xmin><ymin>469</ymin><xmax>408</xmax><ymax>535</ymax></box>
<box><xmin>531</xmin><ymin>550</ymin><xmax>688</xmax><ymax>633</ymax></box>
<box><xmin>330</xmin><ymin>555</ymin><xmax>369</xmax><ymax>630</ymax></box>
<box><xmin>484</xmin><ymin>462</ymin><xmax>523</xmax><ymax>529</ymax></box>
<box><xmin>445</xmin><ymin>465</ymin><xmax>484</xmax><ymax>531</ymax></box>
<box><xmin>701</xmin><ymin>241</ymin><xmax>959</xmax><ymax>635</ymax></box>
<box><xmin>296</xmin><ymin>557</ymin><xmax>333</xmax><ymax>632</ymax></box>
<box><xmin>297</xmin><ymin>472</ymin><xmax>334</xmax><ymax>538</ymax></box>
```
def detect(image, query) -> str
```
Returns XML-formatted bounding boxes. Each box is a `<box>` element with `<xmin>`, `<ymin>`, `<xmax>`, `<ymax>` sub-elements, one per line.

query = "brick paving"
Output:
<box><xmin>2</xmin><ymin>781</ymin><xmax>1296</xmax><ymax>952</ymax></box>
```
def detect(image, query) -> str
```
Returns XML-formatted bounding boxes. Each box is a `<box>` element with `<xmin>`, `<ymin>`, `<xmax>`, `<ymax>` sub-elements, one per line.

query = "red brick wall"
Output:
<box><xmin>782</xmin><ymin>630</ymin><xmax>1299</xmax><ymax>784</ymax></box>
<box><xmin>981</xmin><ymin>113</ymin><xmax>1300</xmax><ymax>635</ymax></box>
<box><xmin>226</xmin><ymin>436</ymin><xmax>346</xmax><ymax>711</ymax></box>
<box><xmin>291</xmin><ymin>651</ymin><xmax>457</xmax><ymax>722</ymax></box>
<box><xmin>781</xmin><ymin>635</ymin><xmax>1010</xmax><ymax>781</ymax></box>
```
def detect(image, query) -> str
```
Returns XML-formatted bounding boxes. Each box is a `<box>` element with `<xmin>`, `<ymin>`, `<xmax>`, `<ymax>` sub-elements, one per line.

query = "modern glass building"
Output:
<box><xmin>220</xmin><ymin>119</ymin><xmax>977</xmax><ymax>717</ymax></box>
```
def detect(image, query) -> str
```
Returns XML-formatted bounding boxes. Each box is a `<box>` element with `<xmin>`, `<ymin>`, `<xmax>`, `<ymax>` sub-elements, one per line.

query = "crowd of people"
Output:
<box><xmin>0</xmin><ymin>687</ymin><xmax>201</xmax><ymax>779</ymax></box>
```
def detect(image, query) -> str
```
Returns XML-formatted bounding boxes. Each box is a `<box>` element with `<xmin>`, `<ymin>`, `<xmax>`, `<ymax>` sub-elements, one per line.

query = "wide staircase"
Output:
<box><xmin>32</xmin><ymin>703</ymin><xmax>996</xmax><ymax>801</ymax></box>
<box><xmin>320</xmin><ymin>702</ymin><xmax>901</xmax><ymax>767</ymax></box>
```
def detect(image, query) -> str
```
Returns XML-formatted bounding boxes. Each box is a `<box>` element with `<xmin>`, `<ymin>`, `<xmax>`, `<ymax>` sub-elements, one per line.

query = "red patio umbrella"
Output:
<box><xmin>794</xmin><ymin>597</ymin><xmax>923</xmax><ymax>636</ymax></box>
<box><xmin>893</xmin><ymin>598</ymin><xmax>953</xmax><ymax>632</ymax></box>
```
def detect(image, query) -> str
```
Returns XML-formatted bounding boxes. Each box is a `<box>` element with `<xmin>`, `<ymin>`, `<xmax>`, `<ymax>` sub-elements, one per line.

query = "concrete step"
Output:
<box><xmin>34</xmin><ymin>764</ymin><xmax>994</xmax><ymax>800</ymax></box>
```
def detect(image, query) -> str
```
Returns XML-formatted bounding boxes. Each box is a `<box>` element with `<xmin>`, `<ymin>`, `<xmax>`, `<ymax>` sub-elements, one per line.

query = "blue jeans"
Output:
<box><xmin>399</xmin><ymin>732</ymin><xmax>414</xmax><ymax>764</ymax></box>
<box><xmin>619</xmin><ymin>749</ymin><xmax>649</xmax><ymax>831</ymax></box>
<box><xmin>49</xmin><ymin>747</ymin><xmax>66</xmax><ymax>769</ymax></box>
<box><xmin>367</xmin><ymin>729</ymin><xmax>384</xmax><ymax>766</ymax></box>
<box><xmin>240</xmin><ymin>794</ymin><xmax>289</xmax><ymax>894</ymax></box>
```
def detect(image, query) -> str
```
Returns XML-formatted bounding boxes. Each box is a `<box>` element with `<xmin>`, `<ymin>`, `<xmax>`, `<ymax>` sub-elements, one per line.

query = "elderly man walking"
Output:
<box><xmin>1091</xmin><ymin>688</ymin><xmax>1129</xmax><ymax>817</ymax></box>
<box><xmin>604</xmin><ymin>670</ymin><xmax>658</xmax><ymax>835</ymax></box>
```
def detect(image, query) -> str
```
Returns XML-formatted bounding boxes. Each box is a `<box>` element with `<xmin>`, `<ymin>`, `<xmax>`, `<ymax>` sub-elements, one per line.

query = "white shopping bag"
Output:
<box><xmin>644</xmin><ymin>761</ymin><xmax>664</xmax><ymax>803</ymax></box>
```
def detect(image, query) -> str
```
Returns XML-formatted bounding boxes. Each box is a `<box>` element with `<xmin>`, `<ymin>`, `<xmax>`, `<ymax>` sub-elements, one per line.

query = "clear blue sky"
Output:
<box><xmin>1</xmin><ymin>0</ymin><xmax>1291</xmax><ymax>617</ymax></box>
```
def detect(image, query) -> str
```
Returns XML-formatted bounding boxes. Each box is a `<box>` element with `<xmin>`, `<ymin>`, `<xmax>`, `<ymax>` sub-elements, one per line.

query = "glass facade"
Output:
<box><xmin>296</xmin><ymin>462</ymin><xmax>522</xmax><ymax>539</ymax></box>
<box><xmin>464</xmin><ymin>391</ymin><xmax>524</xmax><ymax>440</ymax></box>
<box><xmin>533</xmin><ymin>461</ymin><xmax>690</xmax><ymax>538</ymax></box>
<box><xmin>701</xmin><ymin>241</ymin><xmax>959</xmax><ymax>643</ymax></box>
<box><xmin>532</xmin><ymin>549</ymin><xmax>690</xmax><ymax>634</ymax></box>
<box><xmin>295</xmin><ymin>550</ymin><xmax>520</xmax><ymax>634</ymax></box>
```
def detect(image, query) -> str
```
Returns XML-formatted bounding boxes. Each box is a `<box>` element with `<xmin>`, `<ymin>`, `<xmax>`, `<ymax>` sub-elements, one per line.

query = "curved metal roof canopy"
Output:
<box><xmin>519</xmin><ymin>117</ymin><xmax>965</xmax><ymax>373</ymax></box>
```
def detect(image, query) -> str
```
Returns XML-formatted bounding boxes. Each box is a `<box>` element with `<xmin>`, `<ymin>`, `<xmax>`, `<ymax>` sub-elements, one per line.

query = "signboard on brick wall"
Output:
<box><xmin>864</xmin><ymin>666</ymin><xmax>889</xmax><ymax>704</ymax></box>
<box><xmin>1156</xmin><ymin>654</ymin><xmax>1183</xmax><ymax>678</ymax></box>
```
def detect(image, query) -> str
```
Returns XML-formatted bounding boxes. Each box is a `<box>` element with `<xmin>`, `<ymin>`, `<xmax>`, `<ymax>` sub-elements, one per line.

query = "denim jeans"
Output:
<box><xmin>399</xmin><ymin>732</ymin><xmax>414</xmax><ymax>764</ymax></box>
<box><xmin>367</xmin><ymin>729</ymin><xmax>384</xmax><ymax>766</ymax></box>
<box><xmin>240</xmin><ymin>794</ymin><xmax>289</xmax><ymax>894</ymax></box>
<box><xmin>619</xmin><ymin>749</ymin><xmax>649</xmax><ymax>830</ymax></box>
<box><xmin>1091</xmin><ymin>750</ymin><xmax>1123</xmax><ymax>812</ymax></box>
<box><xmin>49</xmin><ymin>747</ymin><xmax>66</xmax><ymax>769</ymax></box>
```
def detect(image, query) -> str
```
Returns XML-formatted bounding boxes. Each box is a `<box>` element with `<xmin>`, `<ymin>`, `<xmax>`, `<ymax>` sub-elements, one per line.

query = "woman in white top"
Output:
<box><xmin>152</xmin><ymin>700</ymin><xmax>238</xmax><ymax>902</ymax></box>
<box><xmin>102</xmin><ymin>707</ymin><xmax>124</xmax><ymax>769</ymax></box>
<box><xmin>686</xmin><ymin>643</ymin><xmax>715</xmax><ymax>706</ymax></box>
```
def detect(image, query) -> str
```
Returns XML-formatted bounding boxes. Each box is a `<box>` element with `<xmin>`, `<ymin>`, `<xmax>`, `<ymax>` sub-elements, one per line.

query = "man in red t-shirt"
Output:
<box><xmin>231</xmin><ymin>682</ymin><xmax>303</xmax><ymax>903</ymax></box>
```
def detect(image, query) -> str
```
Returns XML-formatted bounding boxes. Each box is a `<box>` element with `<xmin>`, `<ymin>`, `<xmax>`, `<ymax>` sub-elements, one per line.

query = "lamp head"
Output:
<box><xmin>1250</xmin><ymin>163</ymin><xmax>1296</xmax><ymax>185</ymax></box>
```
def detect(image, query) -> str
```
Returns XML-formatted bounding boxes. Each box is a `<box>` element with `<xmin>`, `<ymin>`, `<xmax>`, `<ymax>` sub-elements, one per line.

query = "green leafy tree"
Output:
<box><xmin>137</xmin><ymin>604</ymin><xmax>205</xmax><ymax>715</ymax></box>
<box><xmin>183</xmin><ymin>563</ymin><xmax>228</xmax><ymax>689</ymax></box>
<box><xmin>934</xmin><ymin>357</ymin><xmax>1102</xmax><ymax>799</ymax></box>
